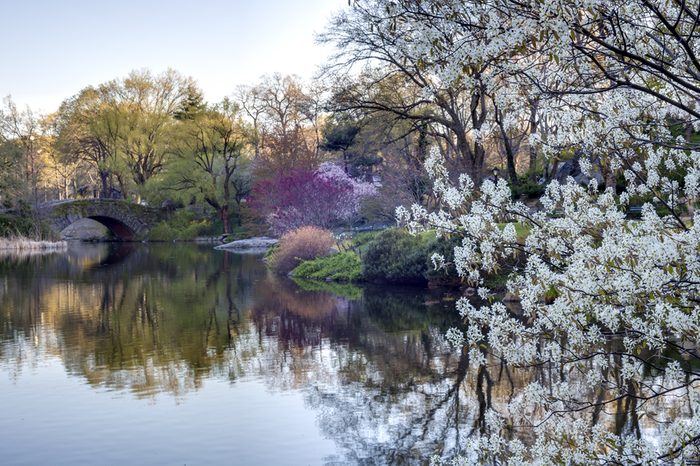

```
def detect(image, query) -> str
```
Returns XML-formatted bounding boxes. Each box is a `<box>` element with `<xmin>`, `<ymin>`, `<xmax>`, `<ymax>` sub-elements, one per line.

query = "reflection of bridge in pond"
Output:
<box><xmin>0</xmin><ymin>244</ymin><xmax>692</xmax><ymax>463</ymax></box>
<box><xmin>38</xmin><ymin>199</ymin><xmax>167</xmax><ymax>240</ymax></box>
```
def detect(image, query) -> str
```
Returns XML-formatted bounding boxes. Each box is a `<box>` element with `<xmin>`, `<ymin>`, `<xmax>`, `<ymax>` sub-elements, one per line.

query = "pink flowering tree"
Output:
<box><xmin>250</xmin><ymin>162</ymin><xmax>376</xmax><ymax>235</ymax></box>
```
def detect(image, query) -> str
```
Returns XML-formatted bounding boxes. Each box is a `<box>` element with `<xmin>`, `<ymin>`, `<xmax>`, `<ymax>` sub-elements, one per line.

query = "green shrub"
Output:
<box><xmin>362</xmin><ymin>228</ymin><xmax>436</xmax><ymax>284</ymax></box>
<box><xmin>148</xmin><ymin>208</ymin><xmax>212</xmax><ymax>241</ymax></box>
<box><xmin>269</xmin><ymin>226</ymin><xmax>335</xmax><ymax>274</ymax></box>
<box><xmin>0</xmin><ymin>212</ymin><xmax>52</xmax><ymax>239</ymax></box>
<box><xmin>424</xmin><ymin>234</ymin><xmax>462</xmax><ymax>286</ymax></box>
<box><xmin>511</xmin><ymin>178</ymin><xmax>545</xmax><ymax>199</ymax></box>
<box><xmin>0</xmin><ymin>213</ymin><xmax>35</xmax><ymax>238</ymax></box>
<box><xmin>148</xmin><ymin>222</ymin><xmax>178</xmax><ymax>241</ymax></box>
<box><xmin>291</xmin><ymin>251</ymin><xmax>362</xmax><ymax>282</ymax></box>
<box><xmin>350</xmin><ymin>231</ymin><xmax>381</xmax><ymax>250</ymax></box>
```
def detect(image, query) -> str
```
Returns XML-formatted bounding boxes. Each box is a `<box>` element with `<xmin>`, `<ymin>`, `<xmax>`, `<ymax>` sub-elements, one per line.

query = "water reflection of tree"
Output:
<box><xmin>247</xmin><ymin>281</ymin><xmax>475</xmax><ymax>461</ymax></box>
<box><xmin>0</xmin><ymin>245</ymin><xmax>262</xmax><ymax>396</ymax></box>
<box><xmin>290</xmin><ymin>310</ymin><xmax>698</xmax><ymax>463</ymax></box>
<box><xmin>1</xmin><ymin>246</ymin><xmax>693</xmax><ymax>461</ymax></box>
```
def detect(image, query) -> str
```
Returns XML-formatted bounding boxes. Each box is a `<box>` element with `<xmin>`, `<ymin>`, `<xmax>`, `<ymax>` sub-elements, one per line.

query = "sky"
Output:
<box><xmin>0</xmin><ymin>0</ymin><xmax>347</xmax><ymax>113</ymax></box>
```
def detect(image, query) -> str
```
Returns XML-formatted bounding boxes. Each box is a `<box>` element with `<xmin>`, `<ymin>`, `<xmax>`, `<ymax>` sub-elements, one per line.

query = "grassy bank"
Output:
<box><xmin>289</xmin><ymin>228</ymin><xmax>452</xmax><ymax>286</ymax></box>
<box><xmin>288</xmin><ymin>226</ymin><xmax>520</xmax><ymax>292</ymax></box>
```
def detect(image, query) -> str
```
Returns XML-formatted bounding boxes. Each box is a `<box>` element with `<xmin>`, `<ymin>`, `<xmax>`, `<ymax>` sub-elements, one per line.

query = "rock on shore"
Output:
<box><xmin>214</xmin><ymin>236</ymin><xmax>278</xmax><ymax>252</ymax></box>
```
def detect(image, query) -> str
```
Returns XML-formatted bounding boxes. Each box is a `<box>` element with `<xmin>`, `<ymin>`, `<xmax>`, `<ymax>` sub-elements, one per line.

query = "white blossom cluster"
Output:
<box><xmin>332</xmin><ymin>0</ymin><xmax>700</xmax><ymax>461</ymax></box>
<box><xmin>407</xmin><ymin>147</ymin><xmax>700</xmax><ymax>464</ymax></box>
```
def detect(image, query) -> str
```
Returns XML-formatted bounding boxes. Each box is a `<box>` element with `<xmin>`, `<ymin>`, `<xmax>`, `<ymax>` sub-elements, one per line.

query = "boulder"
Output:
<box><xmin>214</xmin><ymin>236</ymin><xmax>278</xmax><ymax>252</ymax></box>
<box><xmin>553</xmin><ymin>156</ymin><xmax>604</xmax><ymax>186</ymax></box>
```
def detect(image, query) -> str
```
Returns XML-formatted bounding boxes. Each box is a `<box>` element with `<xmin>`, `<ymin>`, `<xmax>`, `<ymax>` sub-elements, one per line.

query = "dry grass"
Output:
<box><xmin>0</xmin><ymin>237</ymin><xmax>68</xmax><ymax>252</ymax></box>
<box><xmin>269</xmin><ymin>226</ymin><xmax>335</xmax><ymax>274</ymax></box>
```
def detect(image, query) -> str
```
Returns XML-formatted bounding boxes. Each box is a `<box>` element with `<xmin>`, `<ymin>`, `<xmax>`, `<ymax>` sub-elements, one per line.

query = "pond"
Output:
<box><xmin>0</xmin><ymin>243</ymin><xmax>473</xmax><ymax>465</ymax></box>
<box><xmin>1</xmin><ymin>243</ymin><xmax>690</xmax><ymax>464</ymax></box>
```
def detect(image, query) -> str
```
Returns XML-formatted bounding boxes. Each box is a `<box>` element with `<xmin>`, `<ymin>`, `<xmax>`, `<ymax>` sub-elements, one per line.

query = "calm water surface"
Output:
<box><xmin>0</xmin><ymin>243</ymin><xmax>469</xmax><ymax>465</ymax></box>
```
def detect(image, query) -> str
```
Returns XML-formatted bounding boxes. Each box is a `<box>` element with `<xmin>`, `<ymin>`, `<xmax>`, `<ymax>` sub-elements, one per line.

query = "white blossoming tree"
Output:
<box><xmin>330</xmin><ymin>0</ymin><xmax>700</xmax><ymax>463</ymax></box>
<box><xmin>320</xmin><ymin>0</ymin><xmax>541</xmax><ymax>183</ymax></box>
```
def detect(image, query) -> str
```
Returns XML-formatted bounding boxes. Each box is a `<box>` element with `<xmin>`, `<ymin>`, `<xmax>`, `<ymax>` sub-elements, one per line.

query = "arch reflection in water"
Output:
<box><xmin>0</xmin><ymin>244</ymin><xmax>693</xmax><ymax>462</ymax></box>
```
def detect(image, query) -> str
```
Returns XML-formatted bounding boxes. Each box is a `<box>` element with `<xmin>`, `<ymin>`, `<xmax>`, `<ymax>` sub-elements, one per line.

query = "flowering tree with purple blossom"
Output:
<box><xmin>250</xmin><ymin>162</ymin><xmax>376</xmax><ymax>235</ymax></box>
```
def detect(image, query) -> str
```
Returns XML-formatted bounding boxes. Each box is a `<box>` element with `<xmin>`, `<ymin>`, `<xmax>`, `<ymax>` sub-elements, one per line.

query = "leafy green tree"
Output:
<box><xmin>102</xmin><ymin>69</ymin><xmax>197</xmax><ymax>198</ymax></box>
<box><xmin>0</xmin><ymin>96</ymin><xmax>43</xmax><ymax>204</ymax></box>
<box><xmin>54</xmin><ymin>87</ymin><xmax>127</xmax><ymax>198</ymax></box>
<box><xmin>171</xmin><ymin>99</ymin><xmax>252</xmax><ymax>234</ymax></box>
<box><xmin>54</xmin><ymin>70</ymin><xmax>198</xmax><ymax>201</ymax></box>
<box><xmin>0</xmin><ymin>139</ymin><xmax>24</xmax><ymax>206</ymax></box>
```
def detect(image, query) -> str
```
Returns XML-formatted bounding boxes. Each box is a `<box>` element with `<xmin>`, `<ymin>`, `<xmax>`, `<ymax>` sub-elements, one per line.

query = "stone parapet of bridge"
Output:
<box><xmin>39</xmin><ymin>200</ymin><xmax>167</xmax><ymax>241</ymax></box>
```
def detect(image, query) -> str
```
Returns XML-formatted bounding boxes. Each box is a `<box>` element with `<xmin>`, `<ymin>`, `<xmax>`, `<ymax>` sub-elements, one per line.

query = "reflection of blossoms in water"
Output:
<box><xmin>2</xmin><ymin>244</ymin><xmax>700</xmax><ymax>462</ymax></box>
<box><xmin>403</xmin><ymin>146</ymin><xmax>700</xmax><ymax>464</ymax></box>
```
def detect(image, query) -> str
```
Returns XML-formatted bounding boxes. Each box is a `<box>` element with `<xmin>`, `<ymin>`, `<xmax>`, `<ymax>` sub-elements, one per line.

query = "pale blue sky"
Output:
<box><xmin>0</xmin><ymin>0</ymin><xmax>346</xmax><ymax>112</ymax></box>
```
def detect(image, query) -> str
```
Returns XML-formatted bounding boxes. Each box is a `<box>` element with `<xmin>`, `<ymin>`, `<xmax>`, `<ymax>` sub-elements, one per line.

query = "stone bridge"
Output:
<box><xmin>39</xmin><ymin>199</ymin><xmax>168</xmax><ymax>241</ymax></box>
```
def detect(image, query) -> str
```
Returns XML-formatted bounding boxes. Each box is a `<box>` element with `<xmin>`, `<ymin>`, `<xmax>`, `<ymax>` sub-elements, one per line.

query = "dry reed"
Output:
<box><xmin>0</xmin><ymin>237</ymin><xmax>68</xmax><ymax>251</ymax></box>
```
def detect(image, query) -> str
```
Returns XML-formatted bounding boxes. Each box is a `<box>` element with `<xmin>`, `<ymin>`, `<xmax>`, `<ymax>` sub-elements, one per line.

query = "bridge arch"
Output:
<box><xmin>40</xmin><ymin>200</ymin><xmax>166</xmax><ymax>241</ymax></box>
<box><xmin>83</xmin><ymin>216</ymin><xmax>137</xmax><ymax>241</ymax></box>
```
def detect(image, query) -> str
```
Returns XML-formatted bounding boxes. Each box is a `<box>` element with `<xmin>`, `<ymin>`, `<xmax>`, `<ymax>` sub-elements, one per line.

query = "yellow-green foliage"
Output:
<box><xmin>148</xmin><ymin>209</ymin><xmax>212</xmax><ymax>241</ymax></box>
<box><xmin>291</xmin><ymin>251</ymin><xmax>362</xmax><ymax>282</ymax></box>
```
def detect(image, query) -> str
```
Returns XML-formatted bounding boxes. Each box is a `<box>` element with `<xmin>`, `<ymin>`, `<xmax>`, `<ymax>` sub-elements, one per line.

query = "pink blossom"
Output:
<box><xmin>250</xmin><ymin>163</ymin><xmax>376</xmax><ymax>235</ymax></box>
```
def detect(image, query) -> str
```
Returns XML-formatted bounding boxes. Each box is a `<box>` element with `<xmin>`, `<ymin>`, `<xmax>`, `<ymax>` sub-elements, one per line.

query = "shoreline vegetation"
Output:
<box><xmin>0</xmin><ymin>237</ymin><xmax>68</xmax><ymax>254</ymax></box>
<box><xmin>267</xmin><ymin>227</ymin><xmax>474</xmax><ymax>290</ymax></box>
<box><xmin>276</xmin><ymin>227</ymin><xmax>516</xmax><ymax>294</ymax></box>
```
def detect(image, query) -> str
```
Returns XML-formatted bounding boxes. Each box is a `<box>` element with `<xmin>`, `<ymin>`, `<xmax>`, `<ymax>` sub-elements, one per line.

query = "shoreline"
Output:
<box><xmin>0</xmin><ymin>237</ymin><xmax>68</xmax><ymax>252</ymax></box>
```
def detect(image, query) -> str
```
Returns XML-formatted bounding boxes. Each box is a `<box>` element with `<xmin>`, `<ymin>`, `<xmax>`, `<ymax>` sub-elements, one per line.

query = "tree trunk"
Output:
<box><xmin>99</xmin><ymin>170</ymin><xmax>109</xmax><ymax>199</ymax></box>
<box><xmin>116</xmin><ymin>174</ymin><xmax>128</xmax><ymax>200</ymax></box>
<box><xmin>605</xmin><ymin>163</ymin><xmax>616</xmax><ymax>189</ymax></box>
<box><xmin>496</xmin><ymin>111</ymin><xmax>518</xmax><ymax>184</ymax></box>
<box><xmin>221</xmin><ymin>205</ymin><xmax>230</xmax><ymax>235</ymax></box>
<box><xmin>455</xmin><ymin>132</ymin><xmax>480</xmax><ymax>183</ymax></box>
<box><xmin>528</xmin><ymin>99</ymin><xmax>539</xmax><ymax>180</ymax></box>
<box><xmin>473</xmin><ymin>143</ymin><xmax>486</xmax><ymax>184</ymax></box>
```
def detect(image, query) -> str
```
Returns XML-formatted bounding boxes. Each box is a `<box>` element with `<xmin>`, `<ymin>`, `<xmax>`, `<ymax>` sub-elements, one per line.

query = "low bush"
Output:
<box><xmin>148</xmin><ymin>208</ymin><xmax>212</xmax><ymax>241</ymax></box>
<box><xmin>148</xmin><ymin>222</ymin><xmax>178</xmax><ymax>241</ymax></box>
<box><xmin>362</xmin><ymin>228</ymin><xmax>436</xmax><ymax>284</ymax></box>
<box><xmin>269</xmin><ymin>226</ymin><xmax>335</xmax><ymax>274</ymax></box>
<box><xmin>348</xmin><ymin>230</ymin><xmax>381</xmax><ymax>255</ymax></box>
<box><xmin>291</xmin><ymin>251</ymin><xmax>362</xmax><ymax>282</ymax></box>
<box><xmin>424</xmin><ymin>234</ymin><xmax>462</xmax><ymax>286</ymax></box>
<box><xmin>0</xmin><ymin>213</ymin><xmax>36</xmax><ymax>238</ymax></box>
<box><xmin>0</xmin><ymin>212</ymin><xmax>53</xmax><ymax>240</ymax></box>
<box><xmin>511</xmin><ymin>177</ymin><xmax>546</xmax><ymax>199</ymax></box>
